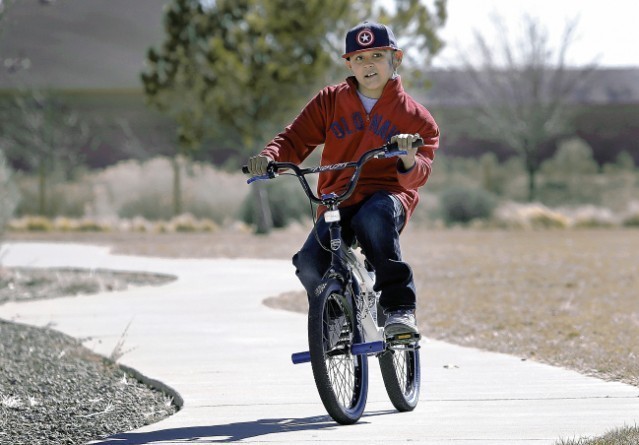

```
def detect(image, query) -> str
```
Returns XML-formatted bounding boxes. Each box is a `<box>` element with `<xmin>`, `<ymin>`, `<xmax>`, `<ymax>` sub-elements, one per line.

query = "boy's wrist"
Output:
<box><xmin>397</xmin><ymin>158</ymin><xmax>416</xmax><ymax>173</ymax></box>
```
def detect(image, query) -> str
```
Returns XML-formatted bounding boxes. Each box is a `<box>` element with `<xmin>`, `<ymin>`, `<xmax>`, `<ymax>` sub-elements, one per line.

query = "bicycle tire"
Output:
<box><xmin>379</xmin><ymin>347</ymin><xmax>420</xmax><ymax>411</ymax></box>
<box><xmin>308</xmin><ymin>282</ymin><xmax>368</xmax><ymax>425</ymax></box>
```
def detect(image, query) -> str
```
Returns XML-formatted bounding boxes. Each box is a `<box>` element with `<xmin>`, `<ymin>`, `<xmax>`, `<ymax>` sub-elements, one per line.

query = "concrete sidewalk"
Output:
<box><xmin>1</xmin><ymin>242</ymin><xmax>638</xmax><ymax>444</ymax></box>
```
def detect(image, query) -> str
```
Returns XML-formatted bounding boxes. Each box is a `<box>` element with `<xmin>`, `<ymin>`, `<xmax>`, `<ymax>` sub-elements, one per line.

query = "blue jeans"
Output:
<box><xmin>292</xmin><ymin>191</ymin><xmax>416</xmax><ymax>312</ymax></box>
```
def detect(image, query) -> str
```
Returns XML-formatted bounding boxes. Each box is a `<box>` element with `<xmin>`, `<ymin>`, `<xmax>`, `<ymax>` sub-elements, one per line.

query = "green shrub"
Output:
<box><xmin>622</xmin><ymin>202</ymin><xmax>639</xmax><ymax>227</ymax></box>
<box><xmin>603</xmin><ymin>151</ymin><xmax>636</xmax><ymax>174</ymax></box>
<box><xmin>541</xmin><ymin>138</ymin><xmax>598</xmax><ymax>176</ymax></box>
<box><xmin>439</xmin><ymin>186</ymin><xmax>498</xmax><ymax>225</ymax></box>
<box><xmin>537</xmin><ymin>138</ymin><xmax>605</xmax><ymax>207</ymax></box>
<box><xmin>623</xmin><ymin>214</ymin><xmax>639</xmax><ymax>227</ymax></box>
<box><xmin>428</xmin><ymin>154</ymin><xmax>529</xmax><ymax>204</ymax></box>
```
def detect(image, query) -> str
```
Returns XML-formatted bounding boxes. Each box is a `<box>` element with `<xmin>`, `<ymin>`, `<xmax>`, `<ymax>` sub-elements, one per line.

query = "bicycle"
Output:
<box><xmin>242</xmin><ymin>139</ymin><xmax>422</xmax><ymax>424</ymax></box>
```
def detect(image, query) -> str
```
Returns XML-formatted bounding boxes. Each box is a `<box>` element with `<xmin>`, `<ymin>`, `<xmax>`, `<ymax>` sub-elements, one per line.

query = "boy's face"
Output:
<box><xmin>345</xmin><ymin>49</ymin><xmax>403</xmax><ymax>99</ymax></box>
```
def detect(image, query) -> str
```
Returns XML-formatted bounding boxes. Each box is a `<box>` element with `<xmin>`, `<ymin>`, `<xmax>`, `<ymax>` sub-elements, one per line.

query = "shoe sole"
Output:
<box><xmin>385</xmin><ymin>324</ymin><xmax>419</xmax><ymax>338</ymax></box>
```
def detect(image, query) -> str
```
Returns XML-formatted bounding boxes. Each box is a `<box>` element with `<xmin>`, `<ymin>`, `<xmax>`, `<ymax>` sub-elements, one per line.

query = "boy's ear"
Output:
<box><xmin>393</xmin><ymin>50</ymin><xmax>404</xmax><ymax>68</ymax></box>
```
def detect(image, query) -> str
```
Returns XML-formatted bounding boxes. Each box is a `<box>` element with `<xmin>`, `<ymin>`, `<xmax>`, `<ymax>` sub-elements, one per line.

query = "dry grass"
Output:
<box><xmin>401</xmin><ymin>227</ymin><xmax>639</xmax><ymax>387</ymax></box>
<box><xmin>557</xmin><ymin>424</ymin><xmax>639</xmax><ymax>445</ymax></box>
<box><xmin>7</xmin><ymin>227</ymin><xmax>307</xmax><ymax>260</ymax></box>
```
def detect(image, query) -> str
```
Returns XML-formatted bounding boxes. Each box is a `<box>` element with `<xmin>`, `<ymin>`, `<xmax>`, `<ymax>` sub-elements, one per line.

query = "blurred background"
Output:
<box><xmin>1</xmin><ymin>0</ymin><xmax>638</xmax><ymax>235</ymax></box>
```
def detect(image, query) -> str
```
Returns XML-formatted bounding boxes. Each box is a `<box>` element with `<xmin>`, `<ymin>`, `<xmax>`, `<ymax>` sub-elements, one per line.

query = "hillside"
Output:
<box><xmin>0</xmin><ymin>0</ymin><xmax>167</xmax><ymax>90</ymax></box>
<box><xmin>2</xmin><ymin>0</ymin><xmax>638</xmax><ymax>104</ymax></box>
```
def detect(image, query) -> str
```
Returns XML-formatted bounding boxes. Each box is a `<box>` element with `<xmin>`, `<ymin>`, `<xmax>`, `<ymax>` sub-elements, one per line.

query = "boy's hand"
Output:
<box><xmin>391</xmin><ymin>133</ymin><xmax>421</xmax><ymax>171</ymax></box>
<box><xmin>246</xmin><ymin>155</ymin><xmax>274</xmax><ymax>176</ymax></box>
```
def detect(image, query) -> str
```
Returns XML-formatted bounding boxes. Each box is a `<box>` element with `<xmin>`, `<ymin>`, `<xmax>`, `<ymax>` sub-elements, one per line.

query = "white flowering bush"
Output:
<box><xmin>92</xmin><ymin>157</ymin><xmax>248</xmax><ymax>224</ymax></box>
<box><xmin>494</xmin><ymin>202</ymin><xmax>571</xmax><ymax>229</ymax></box>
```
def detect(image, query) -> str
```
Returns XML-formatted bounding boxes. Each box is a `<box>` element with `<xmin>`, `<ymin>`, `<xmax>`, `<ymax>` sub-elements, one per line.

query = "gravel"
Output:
<box><xmin>0</xmin><ymin>268</ymin><xmax>179</xmax><ymax>445</ymax></box>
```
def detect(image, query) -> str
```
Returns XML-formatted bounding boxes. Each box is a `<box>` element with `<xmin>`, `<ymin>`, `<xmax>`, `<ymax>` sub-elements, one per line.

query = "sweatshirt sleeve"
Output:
<box><xmin>396</xmin><ymin>111</ymin><xmax>440</xmax><ymax>190</ymax></box>
<box><xmin>260</xmin><ymin>89</ymin><xmax>330</xmax><ymax>164</ymax></box>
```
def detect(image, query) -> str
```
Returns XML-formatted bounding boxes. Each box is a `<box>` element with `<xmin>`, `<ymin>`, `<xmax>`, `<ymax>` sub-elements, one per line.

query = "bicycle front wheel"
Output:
<box><xmin>308</xmin><ymin>286</ymin><xmax>368</xmax><ymax>425</ymax></box>
<box><xmin>379</xmin><ymin>346</ymin><xmax>420</xmax><ymax>411</ymax></box>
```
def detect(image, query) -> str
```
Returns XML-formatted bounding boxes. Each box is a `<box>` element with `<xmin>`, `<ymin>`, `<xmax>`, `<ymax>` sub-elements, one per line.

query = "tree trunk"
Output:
<box><xmin>527</xmin><ymin>166</ymin><xmax>537</xmax><ymax>202</ymax></box>
<box><xmin>171</xmin><ymin>156</ymin><xmax>182</xmax><ymax>216</ymax></box>
<box><xmin>252</xmin><ymin>182</ymin><xmax>273</xmax><ymax>235</ymax></box>
<box><xmin>38</xmin><ymin>162</ymin><xmax>47</xmax><ymax>215</ymax></box>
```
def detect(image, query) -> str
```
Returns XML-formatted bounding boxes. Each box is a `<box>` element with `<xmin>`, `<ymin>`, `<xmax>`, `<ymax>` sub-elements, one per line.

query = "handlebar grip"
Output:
<box><xmin>243</xmin><ymin>161</ymin><xmax>278</xmax><ymax>184</ymax></box>
<box><xmin>242</xmin><ymin>164</ymin><xmax>274</xmax><ymax>176</ymax></box>
<box><xmin>387</xmin><ymin>137</ymin><xmax>424</xmax><ymax>151</ymax></box>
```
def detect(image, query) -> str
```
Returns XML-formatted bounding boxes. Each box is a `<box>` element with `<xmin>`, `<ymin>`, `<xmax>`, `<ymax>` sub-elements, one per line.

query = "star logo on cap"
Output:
<box><xmin>356</xmin><ymin>29</ymin><xmax>375</xmax><ymax>47</ymax></box>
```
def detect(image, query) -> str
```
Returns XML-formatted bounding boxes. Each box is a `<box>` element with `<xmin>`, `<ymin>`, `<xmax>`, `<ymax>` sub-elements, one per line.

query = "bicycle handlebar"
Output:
<box><xmin>241</xmin><ymin>138</ymin><xmax>423</xmax><ymax>206</ymax></box>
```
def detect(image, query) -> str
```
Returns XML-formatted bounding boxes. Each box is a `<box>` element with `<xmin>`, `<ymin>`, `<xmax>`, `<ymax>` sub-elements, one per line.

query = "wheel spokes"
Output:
<box><xmin>323</xmin><ymin>295</ymin><xmax>358</xmax><ymax>409</ymax></box>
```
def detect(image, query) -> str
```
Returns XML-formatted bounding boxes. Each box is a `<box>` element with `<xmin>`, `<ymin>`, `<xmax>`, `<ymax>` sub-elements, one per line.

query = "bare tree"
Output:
<box><xmin>459</xmin><ymin>14</ymin><xmax>597</xmax><ymax>201</ymax></box>
<box><xmin>0</xmin><ymin>90</ymin><xmax>91</xmax><ymax>215</ymax></box>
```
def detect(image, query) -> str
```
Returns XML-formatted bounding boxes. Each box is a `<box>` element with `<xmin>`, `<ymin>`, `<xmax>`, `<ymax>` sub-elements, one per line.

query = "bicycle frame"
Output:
<box><xmin>342</xmin><ymin>246</ymin><xmax>384</xmax><ymax>345</ymax></box>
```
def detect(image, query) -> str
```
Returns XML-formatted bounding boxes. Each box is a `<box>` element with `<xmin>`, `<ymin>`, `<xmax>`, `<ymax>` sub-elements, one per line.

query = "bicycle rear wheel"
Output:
<box><xmin>379</xmin><ymin>346</ymin><xmax>420</xmax><ymax>411</ymax></box>
<box><xmin>308</xmin><ymin>286</ymin><xmax>368</xmax><ymax>425</ymax></box>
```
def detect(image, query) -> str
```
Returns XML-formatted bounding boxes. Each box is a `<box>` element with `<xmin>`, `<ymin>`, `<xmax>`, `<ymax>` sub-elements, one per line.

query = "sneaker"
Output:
<box><xmin>384</xmin><ymin>309</ymin><xmax>419</xmax><ymax>338</ymax></box>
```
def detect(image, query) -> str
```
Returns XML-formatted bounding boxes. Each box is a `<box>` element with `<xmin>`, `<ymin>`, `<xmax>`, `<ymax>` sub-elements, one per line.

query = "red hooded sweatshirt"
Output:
<box><xmin>260</xmin><ymin>75</ymin><xmax>439</xmax><ymax>222</ymax></box>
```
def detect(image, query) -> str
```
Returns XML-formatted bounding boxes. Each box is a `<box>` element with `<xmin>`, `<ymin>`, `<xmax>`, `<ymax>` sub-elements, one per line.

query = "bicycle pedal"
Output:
<box><xmin>386</xmin><ymin>332</ymin><xmax>421</xmax><ymax>345</ymax></box>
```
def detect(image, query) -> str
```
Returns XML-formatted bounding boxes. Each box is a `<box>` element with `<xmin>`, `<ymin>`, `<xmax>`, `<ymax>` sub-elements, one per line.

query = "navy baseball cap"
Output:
<box><xmin>342</xmin><ymin>21</ymin><xmax>399</xmax><ymax>59</ymax></box>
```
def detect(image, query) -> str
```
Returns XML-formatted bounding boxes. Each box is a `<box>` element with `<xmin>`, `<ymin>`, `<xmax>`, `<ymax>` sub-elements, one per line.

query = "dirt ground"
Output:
<box><xmin>7</xmin><ymin>226</ymin><xmax>639</xmax><ymax>387</ymax></box>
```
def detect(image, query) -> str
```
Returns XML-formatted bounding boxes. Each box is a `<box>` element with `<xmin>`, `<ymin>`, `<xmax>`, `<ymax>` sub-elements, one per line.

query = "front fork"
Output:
<box><xmin>324</xmin><ymin>210</ymin><xmax>361</xmax><ymax>341</ymax></box>
<box><xmin>327</xmin><ymin>211</ymin><xmax>345</xmax><ymax>272</ymax></box>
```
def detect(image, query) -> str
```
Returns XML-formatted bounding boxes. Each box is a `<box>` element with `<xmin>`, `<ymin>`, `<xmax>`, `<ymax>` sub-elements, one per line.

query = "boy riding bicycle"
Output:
<box><xmin>246</xmin><ymin>21</ymin><xmax>440</xmax><ymax>337</ymax></box>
